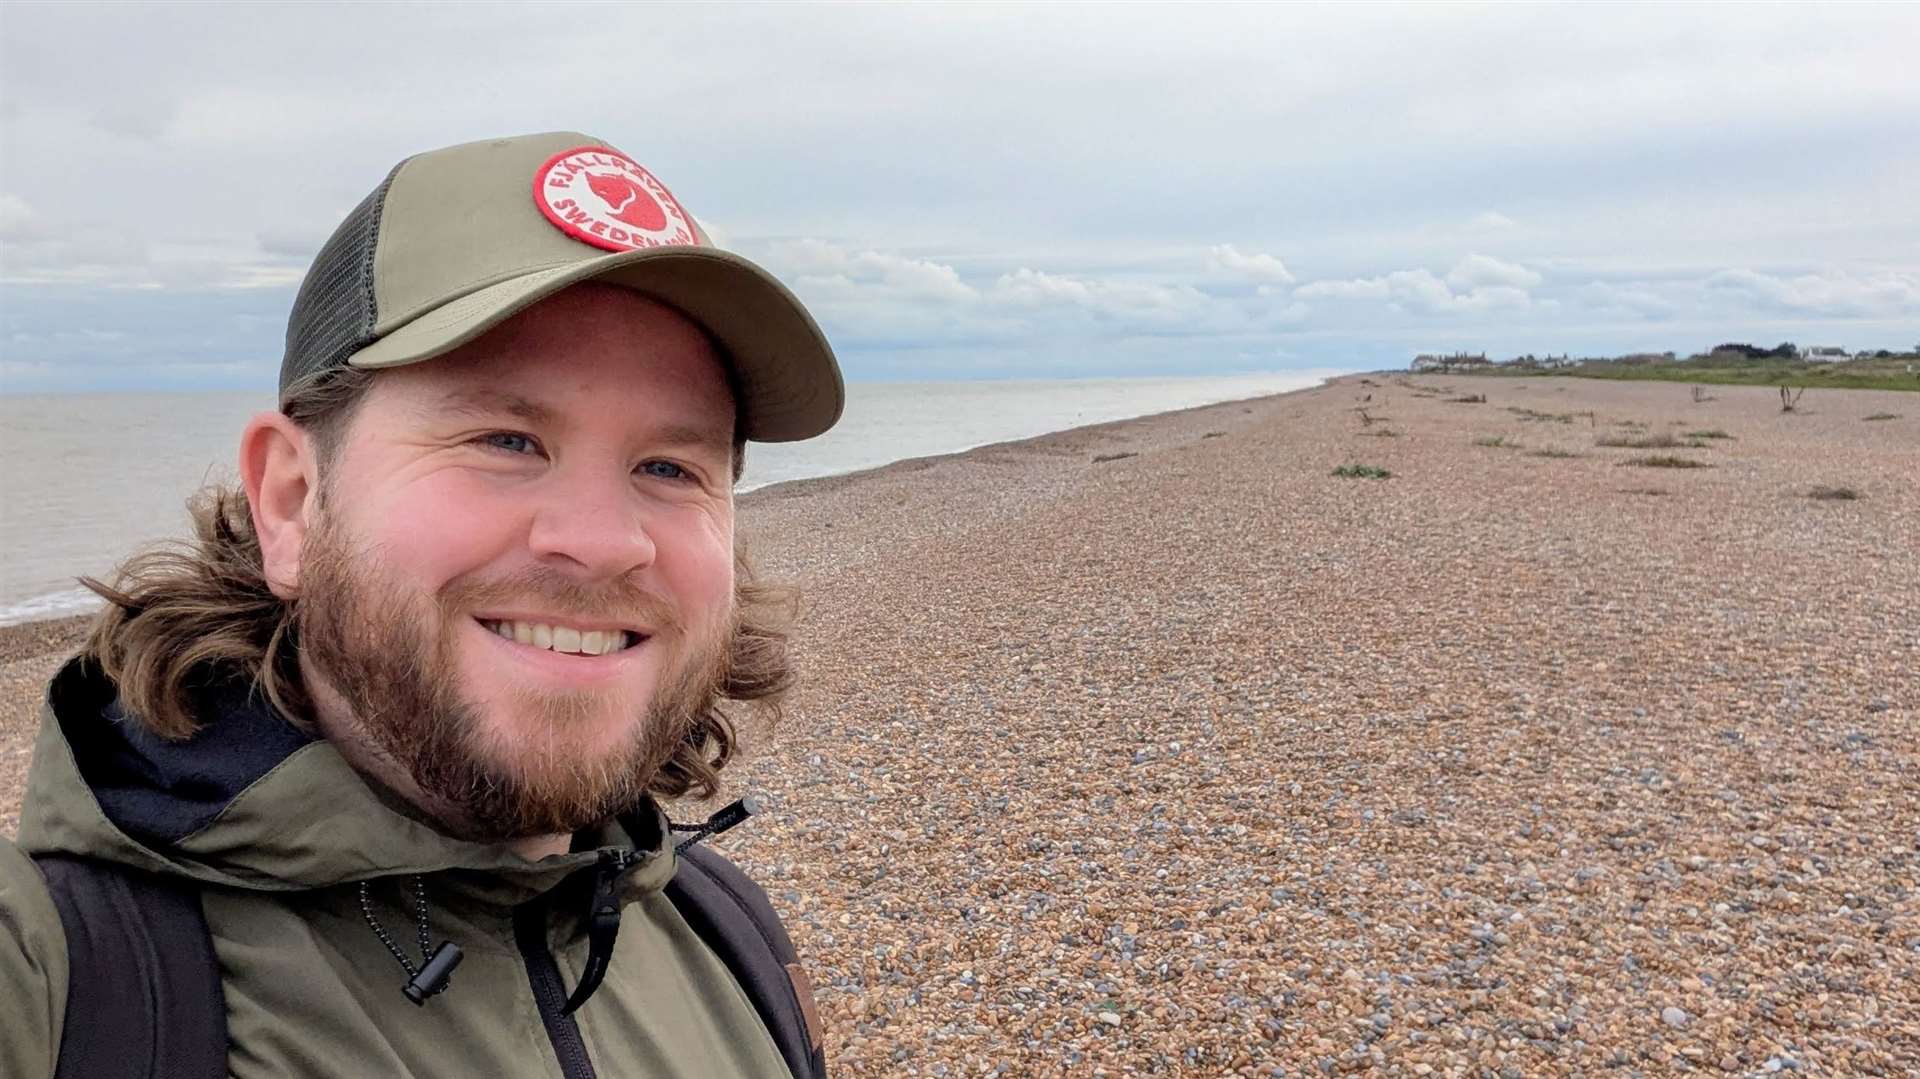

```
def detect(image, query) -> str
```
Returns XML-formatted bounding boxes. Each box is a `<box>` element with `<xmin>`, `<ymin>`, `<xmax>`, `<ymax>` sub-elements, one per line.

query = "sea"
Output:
<box><xmin>0</xmin><ymin>371</ymin><xmax>1333</xmax><ymax>626</ymax></box>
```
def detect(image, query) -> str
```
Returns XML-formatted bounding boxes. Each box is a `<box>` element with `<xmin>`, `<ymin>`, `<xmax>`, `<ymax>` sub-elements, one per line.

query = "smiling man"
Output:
<box><xmin>0</xmin><ymin>133</ymin><xmax>842</xmax><ymax>1079</ymax></box>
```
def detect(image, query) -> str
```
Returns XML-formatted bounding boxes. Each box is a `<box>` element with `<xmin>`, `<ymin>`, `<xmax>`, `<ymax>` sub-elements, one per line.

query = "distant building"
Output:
<box><xmin>1804</xmin><ymin>346</ymin><xmax>1849</xmax><ymax>363</ymax></box>
<box><xmin>1411</xmin><ymin>352</ymin><xmax>1489</xmax><ymax>372</ymax></box>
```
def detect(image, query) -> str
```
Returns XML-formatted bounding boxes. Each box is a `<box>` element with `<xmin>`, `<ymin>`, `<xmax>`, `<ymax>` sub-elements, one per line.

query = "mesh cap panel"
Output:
<box><xmin>278</xmin><ymin>166</ymin><xmax>399</xmax><ymax>401</ymax></box>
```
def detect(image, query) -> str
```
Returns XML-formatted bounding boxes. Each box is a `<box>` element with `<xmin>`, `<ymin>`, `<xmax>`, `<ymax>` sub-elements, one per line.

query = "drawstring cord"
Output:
<box><xmin>563</xmin><ymin>796</ymin><xmax>764</xmax><ymax>1014</ymax></box>
<box><xmin>355</xmin><ymin>796</ymin><xmax>762</xmax><ymax>1013</ymax></box>
<box><xmin>358</xmin><ymin>875</ymin><xmax>464</xmax><ymax>1006</ymax></box>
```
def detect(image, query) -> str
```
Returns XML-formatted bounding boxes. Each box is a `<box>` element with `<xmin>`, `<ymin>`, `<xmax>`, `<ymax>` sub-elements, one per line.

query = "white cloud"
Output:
<box><xmin>1466</xmin><ymin>211</ymin><xmax>1517</xmax><ymax>231</ymax></box>
<box><xmin>1446</xmin><ymin>253</ymin><xmax>1542</xmax><ymax>291</ymax></box>
<box><xmin>1705</xmin><ymin>268</ymin><xmax>1920</xmax><ymax>317</ymax></box>
<box><xmin>1208</xmin><ymin>244</ymin><xmax>1294</xmax><ymax>284</ymax></box>
<box><xmin>1579</xmin><ymin>281</ymin><xmax>1676</xmax><ymax>319</ymax></box>
<box><xmin>770</xmin><ymin>239</ymin><xmax>979</xmax><ymax>304</ymax></box>
<box><xmin>0</xmin><ymin>195</ymin><xmax>50</xmax><ymax>242</ymax></box>
<box><xmin>1294</xmin><ymin>277</ymin><xmax>1391</xmax><ymax>301</ymax></box>
<box><xmin>1295</xmin><ymin>264</ymin><xmax>1533</xmax><ymax>314</ymax></box>
<box><xmin>991</xmin><ymin>268</ymin><xmax>1215</xmax><ymax>328</ymax></box>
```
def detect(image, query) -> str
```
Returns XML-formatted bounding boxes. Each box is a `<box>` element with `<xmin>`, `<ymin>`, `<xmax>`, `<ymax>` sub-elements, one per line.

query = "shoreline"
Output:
<box><xmin>0</xmin><ymin>376</ymin><xmax>1339</xmax><ymax>647</ymax></box>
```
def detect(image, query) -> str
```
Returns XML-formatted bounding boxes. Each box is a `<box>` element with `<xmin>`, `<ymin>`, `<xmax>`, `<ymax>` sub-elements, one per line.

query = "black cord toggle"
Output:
<box><xmin>671</xmin><ymin>795</ymin><xmax>763</xmax><ymax>853</ymax></box>
<box><xmin>358</xmin><ymin>876</ymin><xmax>465</xmax><ymax>1007</ymax></box>
<box><xmin>403</xmin><ymin>941</ymin><xmax>465</xmax><ymax>1005</ymax></box>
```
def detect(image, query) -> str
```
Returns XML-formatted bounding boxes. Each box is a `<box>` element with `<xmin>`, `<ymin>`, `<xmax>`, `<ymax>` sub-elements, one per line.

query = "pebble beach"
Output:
<box><xmin>3</xmin><ymin>375</ymin><xmax>1915</xmax><ymax>1076</ymax></box>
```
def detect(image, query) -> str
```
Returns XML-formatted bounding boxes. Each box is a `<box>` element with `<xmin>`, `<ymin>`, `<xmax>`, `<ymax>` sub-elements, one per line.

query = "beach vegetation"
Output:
<box><xmin>1596</xmin><ymin>430</ymin><xmax>1691</xmax><ymax>449</ymax></box>
<box><xmin>1447</xmin><ymin>350</ymin><xmax>1919</xmax><ymax>393</ymax></box>
<box><xmin>1807</xmin><ymin>485</ymin><xmax>1861</xmax><ymax>500</ymax></box>
<box><xmin>1332</xmin><ymin>464</ymin><xmax>1392</xmax><ymax>479</ymax></box>
<box><xmin>1685</xmin><ymin>430</ymin><xmax>1734</xmax><ymax>440</ymax></box>
<box><xmin>1624</xmin><ymin>455</ymin><xmax>1710</xmax><ymax>469</ymax></box>
<box><xmin>1619</xmin><ymin>487</ymin><xmax>1670</xmax><ymax>496</ymax></box>
<box><xmin>1862</xmin><ymin>413</ymin><xmax>1899</xmax><ymax>421</ymax></box>
<box><xmin>1530</xmin><ymin>449</ymin><xmax>1580</xmax><ymax>459</ymax></box>
<box><xmin>1092</xmin><ymin>451</ymin><xmax>1139</xmax><ymax>463</ymax></box>
<box><xmin>1447</xmin><ymin>394</ymin><xmax>1487</xmax><ymax>404</ymax></box>
<box><xmin>1506</xmin><ymin>407</ymin><xmax>1575</xmax><ymax>423</ymax></box>
<box><xmin>1473</xmin><ymin>435</ymin><xmax>1517</xmax><ymax>448</ymax></box>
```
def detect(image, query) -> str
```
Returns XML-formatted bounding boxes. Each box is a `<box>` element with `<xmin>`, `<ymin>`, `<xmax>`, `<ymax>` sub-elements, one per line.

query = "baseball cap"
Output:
<box><xmin>279</xmin><ymin>132</ymin><xmax>843</xmax><ymax>442</ymax></box>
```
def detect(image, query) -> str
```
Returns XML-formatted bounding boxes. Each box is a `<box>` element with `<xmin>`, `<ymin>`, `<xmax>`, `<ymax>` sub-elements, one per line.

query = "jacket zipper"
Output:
<box><xmin>513</xmin><ymin>894</ymin><xmax>598</xmax><ymax>1079</ymax></box>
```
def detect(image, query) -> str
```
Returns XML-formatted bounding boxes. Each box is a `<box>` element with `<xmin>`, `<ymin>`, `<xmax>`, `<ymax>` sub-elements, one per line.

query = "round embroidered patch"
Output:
<box><xmin>532</xmin><ymin>146</ymin><xmax>700</xmax><ymax>252</ymax></box>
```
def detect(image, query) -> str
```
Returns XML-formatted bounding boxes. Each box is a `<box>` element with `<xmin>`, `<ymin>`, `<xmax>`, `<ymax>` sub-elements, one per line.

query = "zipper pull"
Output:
<box><xmin>561</xmin><ymin>850</ymin><xmax>626</xmax><ymax>1014</ymax></box>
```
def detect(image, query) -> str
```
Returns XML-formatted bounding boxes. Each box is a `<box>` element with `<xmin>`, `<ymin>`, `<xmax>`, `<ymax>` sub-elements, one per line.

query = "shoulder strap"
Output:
<box><xmin>32</xmin><ymin>854</ymin><xmax>227</xmax><ymax>1079</ymax></box>
<box><xmin>666</xmin><ymin>844</ymin><xmax>827</xmax><ymax>1079</ymax></box>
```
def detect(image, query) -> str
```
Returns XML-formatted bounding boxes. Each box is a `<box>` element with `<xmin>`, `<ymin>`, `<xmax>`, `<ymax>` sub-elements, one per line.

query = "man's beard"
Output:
<box><xmin>296</xmin><ymin>514</ymin><xmax>734</xmax><ymax>842</ymax></box>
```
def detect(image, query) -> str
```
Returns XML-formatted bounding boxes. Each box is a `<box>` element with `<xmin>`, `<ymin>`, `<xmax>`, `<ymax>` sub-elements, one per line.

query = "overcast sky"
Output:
<box><xmin>3</xmin><ymin>2</ymin><xmax>1917</xmax><ymax>392</ymax></box>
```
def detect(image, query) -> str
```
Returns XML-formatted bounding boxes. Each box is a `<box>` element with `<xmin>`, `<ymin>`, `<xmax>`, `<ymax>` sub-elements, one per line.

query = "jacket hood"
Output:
<box><xmin>17</xmin><ymin>657</ymin><xmax>676</xmax><ymax>905</ymax></box>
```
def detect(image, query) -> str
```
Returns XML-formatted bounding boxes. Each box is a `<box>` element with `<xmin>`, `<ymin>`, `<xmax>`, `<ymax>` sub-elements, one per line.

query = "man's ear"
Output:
<box><xmin>240</xmin><ymin>412</ymin><xmax>321</xmax><ymax>600</ymax></box>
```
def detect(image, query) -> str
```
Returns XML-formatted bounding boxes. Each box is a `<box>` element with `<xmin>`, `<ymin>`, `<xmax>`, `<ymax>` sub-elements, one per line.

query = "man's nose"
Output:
<box><xmin>525</xmin><ymin>465</ymin><xmax>657</xmax><ymax>578</ymax></box>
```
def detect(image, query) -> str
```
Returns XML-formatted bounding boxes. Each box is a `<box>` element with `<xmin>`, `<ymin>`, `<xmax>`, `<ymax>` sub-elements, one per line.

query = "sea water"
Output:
<box><xmin>0</xmin><ymin>371</ymin><xmax>1333</xmax><ymax>625</ymax></box>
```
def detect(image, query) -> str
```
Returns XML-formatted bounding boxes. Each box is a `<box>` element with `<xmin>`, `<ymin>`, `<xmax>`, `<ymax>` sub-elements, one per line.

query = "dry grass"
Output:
<box><xmin>1808</xmin><ymin>485</ymin><xmax>1861</xmax><ymax>501</ymax></box>
<box><xmin>1624</xmin><ymin>454</ymin><xmax>1711</xmax><ymax>469</ymax></box>
<box><xmin>1596</xmin><ymin>429</ymin><xmax>1692</xmax><ymax>449</ymax></box>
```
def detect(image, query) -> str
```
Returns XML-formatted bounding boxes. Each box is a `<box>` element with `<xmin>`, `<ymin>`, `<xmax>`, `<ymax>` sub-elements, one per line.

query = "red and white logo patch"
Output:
<box><xmin>533</xmin><ymin>146</ymin><xmax>700</xmax><ymax>252</ymax></box>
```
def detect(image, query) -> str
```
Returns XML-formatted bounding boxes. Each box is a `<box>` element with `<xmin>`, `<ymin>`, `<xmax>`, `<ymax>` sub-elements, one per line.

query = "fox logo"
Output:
<box><xmin>534</xmin><ymin>146</ymin><xmax>698</xmax><ymax>253</ymax></box>
<box><xmin>585</xmin><ymin>172</ymin><xmax>668</xmax><ymax>232</ymax></box>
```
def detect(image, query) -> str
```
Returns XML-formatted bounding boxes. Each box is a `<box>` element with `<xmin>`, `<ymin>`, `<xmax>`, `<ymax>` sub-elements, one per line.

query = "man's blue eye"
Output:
<box><xmin>642</xmin><ymin>460</ymin><xmax>687</xmax><ymax>480</ymax></box>
<box><xmin>483</xmin><ymin>432</ymin><xmax>537</xmax><ymax>454</ymax></box>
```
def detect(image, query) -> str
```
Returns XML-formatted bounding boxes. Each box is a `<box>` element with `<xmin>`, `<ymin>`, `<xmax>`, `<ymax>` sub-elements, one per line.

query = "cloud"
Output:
<box><xmin>1705</xmin><ymin>268</ymin><xmax>1920</xmax><ymax>317</ymax></box>
<box><xmin>1294</xmin><ymin>263</ymin><xmax>1534</xmax><ymax>314</ymax></box>
<box><xmin>0</xmin><ymin>194</ymin><xmax>51</xmax><ymax>242</ymax></box>
<box><xmin>991</xmin><ymin>268</ymin><xmax>1217</xmax><ymax>330</ymax></box>
<box><xmin>771</xmin><ymin>239</ymin><xmax>978</xmax><ymax>303</ymax></box>
<box><xmin>1207</xmin><ymin>244</ymin><xmax>1294</xmax><ymax>284</ymax></box>
<box><xmin>1466</xmin><ymin>211</ymin><xmax>1517</xmax><ymax>231</ymax></box>
<box><xmin>1446</xmin><ymin>253</ymin><xmax>1542</xmax><ymax>291</ymax></box>
<box><xmin>1294</xmin><ymin>276</ymin><xmax>1391</xmax><ymax>301</ymax></box>
<box><xmin>1578</xmin><ymin>281</ymin><xmax>1676</xmax><ymax>319</ymax></box>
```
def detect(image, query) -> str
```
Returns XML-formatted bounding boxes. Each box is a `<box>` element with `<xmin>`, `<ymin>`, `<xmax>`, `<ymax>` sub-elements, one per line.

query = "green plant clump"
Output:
<box><xmin>1596</xmin><ymin>430</ymin><xmax>1689</xmax><ymax>449</ymax></box>
<box><xmin>1332</xmin><ymin>464</ymin><xmax>1393</xmax><ymax>480</ymax></box>
<box><xmin>1808</xmin><ymin>485</ymin><xmax>1861</xmax><ymax>500</ymax></box>
<box><xmin>1685</xmin><ymin>430</ymin><xmax>1735</xmax><ymax>440</ymax></box>
<box><xmin>1863</xmin><ymin>413</ymin><xmax>1900</xmax><ymax>421</ymax></box>
<box><xmin>1624</xmin><ymin>455</ymin><xmax>1710</xmax><ymax>469</ymax></box>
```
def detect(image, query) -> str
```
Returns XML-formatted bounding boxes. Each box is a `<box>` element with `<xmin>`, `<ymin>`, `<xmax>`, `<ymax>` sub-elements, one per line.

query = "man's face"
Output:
<box><xmin>295</xmin><ymin>284</ymin><xmax>739</xmax><ymax>840</ymax></box>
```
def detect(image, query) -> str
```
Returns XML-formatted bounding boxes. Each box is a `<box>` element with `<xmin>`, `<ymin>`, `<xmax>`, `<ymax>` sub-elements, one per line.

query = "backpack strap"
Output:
<box><xmin>33</xmin><ymin>854</ymin><xmax>227</xmax><ymax>1079</ymax></box>
<box><xmin>666</xmin><ymin>844</ymin><xmax>827</xmax><ymax>1079</ymax></box>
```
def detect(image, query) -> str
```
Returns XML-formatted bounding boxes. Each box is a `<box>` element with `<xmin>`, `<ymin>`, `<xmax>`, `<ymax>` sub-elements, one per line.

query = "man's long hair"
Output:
<box><xmin>78</xmin><ymin>369</ymin><xmax>794</xmax><ymax>802</ymax></box>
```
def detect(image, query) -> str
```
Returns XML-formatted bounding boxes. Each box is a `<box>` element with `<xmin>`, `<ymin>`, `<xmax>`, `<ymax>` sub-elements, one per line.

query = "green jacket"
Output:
<box><xmin>1</xmin><ymin>659</ymin><xmax>793</xmax><ymax>1078</ymax></box>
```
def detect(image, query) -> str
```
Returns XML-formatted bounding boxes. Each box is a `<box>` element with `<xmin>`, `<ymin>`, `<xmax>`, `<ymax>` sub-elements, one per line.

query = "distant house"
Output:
<box><xmin>1411</xmin><ymin>352</ymin><xmax>1489</xmax><ymax>373</ymax></box>
<box><xmin>1804</xmin><ymin>346</ymin><xmax>1849</xmax><ymax>364</ymax></box>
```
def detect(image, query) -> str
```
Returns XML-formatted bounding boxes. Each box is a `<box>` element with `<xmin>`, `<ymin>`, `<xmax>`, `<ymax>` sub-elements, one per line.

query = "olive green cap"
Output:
<box><xmin>279</xmin><ymin>132</ymin><xmax>843</xmax><ymax>442</ymax></box>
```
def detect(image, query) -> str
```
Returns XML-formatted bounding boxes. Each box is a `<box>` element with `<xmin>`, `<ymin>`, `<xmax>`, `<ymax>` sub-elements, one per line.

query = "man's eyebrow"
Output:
<box><xmin>429</xmin><ymin>388</ymin><xmax>557</xmax><ymax>426</ymax></box>
<box><xmin>651</xmin><ymin>422</ymin><xmax>735</xmax><ymax>456</ymax></box>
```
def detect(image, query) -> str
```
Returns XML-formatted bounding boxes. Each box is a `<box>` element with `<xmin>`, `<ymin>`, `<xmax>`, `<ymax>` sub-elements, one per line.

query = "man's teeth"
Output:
<box><xmin>484</xmin><ymin>620</ymin><xmax>636</xmax><ymax>655</ymax></box>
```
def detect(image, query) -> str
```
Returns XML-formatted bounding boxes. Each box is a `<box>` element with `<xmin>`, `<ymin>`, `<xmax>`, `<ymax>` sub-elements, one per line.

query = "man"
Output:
<box><xmin>0</xmin><ymin>132</ymin><xmax>843</xmax><ymax>1078</ymax></box>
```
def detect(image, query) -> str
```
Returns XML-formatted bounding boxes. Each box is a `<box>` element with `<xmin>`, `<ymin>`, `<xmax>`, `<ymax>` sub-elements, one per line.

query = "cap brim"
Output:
<box><xmin>345</xmin><ymin>247</ymin><xmax>844</xmax><ymax>443</ymax></box>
